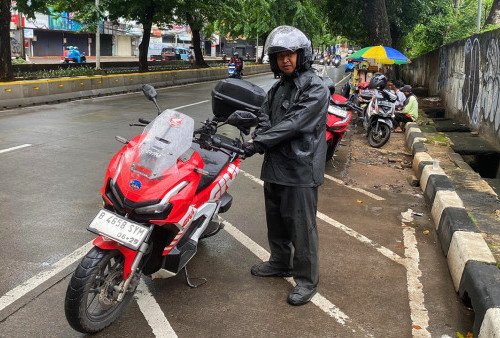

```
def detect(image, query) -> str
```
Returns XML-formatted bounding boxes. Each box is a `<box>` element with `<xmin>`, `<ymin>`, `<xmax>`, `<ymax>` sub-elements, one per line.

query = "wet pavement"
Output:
<box><xmin>0</xmin><ymin>68</ymin><xmax>475</xmax><ymax>337</ymax></box>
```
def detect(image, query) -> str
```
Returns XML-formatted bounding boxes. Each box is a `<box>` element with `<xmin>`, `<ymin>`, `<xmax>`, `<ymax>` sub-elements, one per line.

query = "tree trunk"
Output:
<box><xmin>0</xmin><ymin>0</ymin><xmax>13</xmax><ymax>81</ymax></box>
<box><xmin>364</xmin><ymin>0</ymin><xmax>392</xmax><ymax>46</ymax></box>
<box><xmin>191</xmin><ymin>28</ymin><xmax>208</xmax><ymax>67</ymax></box>
<box><xmin>185</xmin><ymin>13</ymin><xmax>208</xmax><ymax>68</ymax></box>
<box><xmin>485</xmin><ymin>0</ymin><xmax>500</xmax><ymax>25</ymax></box>
<box><xmin>138</xmin><ymin>8</ymin><xmax>155</xmax><ymax>72</ymax></box>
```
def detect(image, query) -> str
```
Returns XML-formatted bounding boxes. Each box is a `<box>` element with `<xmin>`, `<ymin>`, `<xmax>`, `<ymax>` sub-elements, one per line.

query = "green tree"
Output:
<box><xmin>173</xmin><ymin>0</ymin><xmax>232</xmax><ymax>67</ymax></box>
<box><xmin>212</xmin><ymin>0</ymin><xmax>325</xmax><ymax>60</ymax></box>
<box><xmin>0</xmin><ymin>0</ymin><xmax>12</xmax><ymax>81</ymax></box>
<box><xmin>1</xmin><ymin>0</ymin><xmax>50</xmax><ymax>81</ymax></box>
<box><xmin>52</xmin><ymin>0</ymin><xmax>177</xmax><ymax>72</ymax></box>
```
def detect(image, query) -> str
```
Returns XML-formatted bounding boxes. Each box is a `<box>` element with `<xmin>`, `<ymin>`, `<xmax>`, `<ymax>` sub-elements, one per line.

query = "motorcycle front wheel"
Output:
<box><xmin>65</xmin><ymin>247</ymin><xmax>137</xmax><ymax>333</ymax></box>
<box><xmin>367</xmin><ymin>123</ymin><xmax>391</xmax><ymax>148</ymax></box>
<box><xmin>325</xmin><ymin>142</ymin><xmax>336</xmax><ymax>162</ymax></box>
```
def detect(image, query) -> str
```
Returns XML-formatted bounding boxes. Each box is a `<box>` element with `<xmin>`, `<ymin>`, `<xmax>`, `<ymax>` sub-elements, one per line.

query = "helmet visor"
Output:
<box><xmin>264</xmin><ymin>26</ymin><xmax>311</xmax><ymax>55</ymax></box>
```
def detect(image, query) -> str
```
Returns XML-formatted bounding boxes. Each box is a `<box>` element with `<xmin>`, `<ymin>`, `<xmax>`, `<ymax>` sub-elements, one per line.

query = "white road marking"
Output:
<box><xmin>0</xmin><ymin>144</ymin><xmax>32</xmax><ymax>154</ymax></box>
<box><xmin>221</xmin><ymin>219</ymin><xmax>372</xmax><ymax>337</ymax></box>
<box><xmin>317</xmin><ymin>212</ymin><xmax>405</xmax><ymax>266</ymax></box>
<box><xmin>324</xmin><ymin>174</ymin><xmax>385</xmax><ymax>201</ymax></box>
<box><xmin>240</xmin><ymin>169</ymin><xmax>401</xmax><ymax>265</ymax></box>
<box><xmin>403</xmin><ymin>227</ymin><xmax>430</xmax><ymax>337</ymax></box>
<box><xmin>335</xmin><ymin>74</ymin><xmax>352</xmax><ymax>86</ymax></box>
<box><xmin>172</xmin><ymin>100</ymin><xmax>210</xmax><ymax>110</ymax></box>
<box><xmin>240</xmin><ymin>168</ymin><xmax>432</xmax><ymax>335</ymax></box>
<box><xmin>135</xmin><ymin>280</ymin><xmax>178</xmax><ymax>337</ymax></box>
<box><xmin>0</xmin><ymin>241</ymin><xmax>94</xmax><ymax>312</ymax></box>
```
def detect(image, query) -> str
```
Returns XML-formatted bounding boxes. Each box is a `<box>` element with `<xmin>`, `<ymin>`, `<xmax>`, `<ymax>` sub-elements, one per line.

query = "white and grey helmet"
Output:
<box><xmin>264</xmin><ymin>25</ymin><xmax>313</xmax><ymax>73</ymax></box>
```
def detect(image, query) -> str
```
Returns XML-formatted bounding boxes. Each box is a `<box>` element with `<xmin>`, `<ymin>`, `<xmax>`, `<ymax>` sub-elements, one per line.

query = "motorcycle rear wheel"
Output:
<box><xmin>367</xmin><ymin>123</ymin><xmax>391</xmax><ymax>148</ymax></box>
<box><xmin>65</xmin><ymin>247</ymin><xmax>136</xmax><ymax>333</ymax></box>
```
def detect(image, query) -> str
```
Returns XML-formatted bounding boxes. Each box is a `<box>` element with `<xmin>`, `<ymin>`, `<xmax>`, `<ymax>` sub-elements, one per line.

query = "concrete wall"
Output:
<box><xmin>0</xmin><ymin>65</ymin><xmax>271</xmax><ymax>110</ymax></box>
<box><xmin>401</xmin><ymin>28</ymin><xmax>500</xmax><ymax>146</ymax></box>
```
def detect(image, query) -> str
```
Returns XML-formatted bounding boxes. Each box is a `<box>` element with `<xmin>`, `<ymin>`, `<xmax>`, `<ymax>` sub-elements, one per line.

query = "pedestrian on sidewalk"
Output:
<box><xmin>242</xmin><ymin>25</ymin><xmax>328</xmax><ymax>306</ymax></box>
<box><xmin>394</xmin><ymin>85</ymin><xmax>418</xmax><ymax>132</ymax></box>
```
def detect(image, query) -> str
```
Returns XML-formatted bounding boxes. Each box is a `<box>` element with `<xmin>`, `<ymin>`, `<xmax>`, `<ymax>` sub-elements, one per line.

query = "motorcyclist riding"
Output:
<box><xmin>229</xmin><ymin>52</ymin><xmax>243</xmax><ymax>76</ymax></box>
<box><xmin>243</xmin><ymin>25</ymin><xmax>328</xmax><ymax>306</ymax></box>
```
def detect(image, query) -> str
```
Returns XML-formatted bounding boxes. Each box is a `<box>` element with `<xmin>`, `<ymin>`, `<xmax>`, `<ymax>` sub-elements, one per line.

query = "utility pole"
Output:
<box><xmin>96</xmin><ymin>0</ymin><xmax>101</xmax><ymax>69</ymax></box>
<box><xmin>256</xmin><ymin>34</ymin><xmax>258</xmax><ymax>63</ymax></box>
<box><xmin>477</xmin><ymin>0</ymin><xmax>482</xmax><ymax>32</ymax></box>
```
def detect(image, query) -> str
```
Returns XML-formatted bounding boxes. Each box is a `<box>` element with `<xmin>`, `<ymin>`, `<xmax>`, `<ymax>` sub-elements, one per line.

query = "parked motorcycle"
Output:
<box><xmin>360</xmin><ymin>87</ymin><xmax>397</xmax><ymax>148</ymax></box>
<box><xmin>64</xmin><ymin>79</ymin><xmax>265</xmax><ymax>333</ymax></box>
<box><xmin>323</xmin><ymin>77</ymin><xmax>353</xmax><ymax>161</ymax></box>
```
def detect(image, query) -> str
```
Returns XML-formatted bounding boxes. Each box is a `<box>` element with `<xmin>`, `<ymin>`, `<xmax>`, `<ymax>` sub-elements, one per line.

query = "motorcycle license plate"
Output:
<box><xmin>87</xmin><ymin>210</ymin><xmax>149</xmax><ymax>250</ymax></box>
<box><xmin>328</xmin><ymin>105</ymin><xmax>347</xmax><ymax>118</ymax></box>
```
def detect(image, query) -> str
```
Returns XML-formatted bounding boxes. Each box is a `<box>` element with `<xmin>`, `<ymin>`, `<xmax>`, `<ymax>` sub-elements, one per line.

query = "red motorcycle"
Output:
<box><xmin>323</xmin><ymin>78</ymin><xmax>353</xmax><ymax>161</ymax></box>
<box><xmin>64</xmin><ymin>80</ymin><xmax>264</xmax><ymax>333</ymax></box>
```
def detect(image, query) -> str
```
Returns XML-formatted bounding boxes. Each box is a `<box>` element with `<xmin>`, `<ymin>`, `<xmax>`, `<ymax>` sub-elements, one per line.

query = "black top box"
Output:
<box><xmin>212</xmin><ymin>78</ymin><xmax>267</xmax><ymax>121</ymax></box>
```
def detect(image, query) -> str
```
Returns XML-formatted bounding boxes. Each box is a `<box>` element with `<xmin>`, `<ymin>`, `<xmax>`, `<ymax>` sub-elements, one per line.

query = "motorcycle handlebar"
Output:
<box><xmin>138</xmin><ymin>118</ymin><xmax>151</xmax><ymax>125</ymax></box>
<box><xmin>211</xmin><ymin>135</ymin><xmax>245</xmax><ymax>156</ymax></box>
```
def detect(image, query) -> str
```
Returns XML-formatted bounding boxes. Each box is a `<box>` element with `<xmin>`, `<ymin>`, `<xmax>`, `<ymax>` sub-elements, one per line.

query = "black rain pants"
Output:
<box><xmin>264</xmin><ymin>182</ymin><xmax>319</xmax><ymax>289</ymax></box>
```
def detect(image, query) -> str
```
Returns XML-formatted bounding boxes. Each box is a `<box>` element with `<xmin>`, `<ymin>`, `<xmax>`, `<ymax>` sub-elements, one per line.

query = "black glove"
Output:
<box><xmin>242</xmin><ymin>142</ymin><xmax>256</xmax><ymax>158</ymax></box>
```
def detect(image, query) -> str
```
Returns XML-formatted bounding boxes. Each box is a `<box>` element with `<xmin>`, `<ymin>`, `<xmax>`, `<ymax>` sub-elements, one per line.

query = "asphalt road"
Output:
<box><xmin>0</xmin><ymin>66</ymin><xmax>474</xmax><ymax>337</ymax></box>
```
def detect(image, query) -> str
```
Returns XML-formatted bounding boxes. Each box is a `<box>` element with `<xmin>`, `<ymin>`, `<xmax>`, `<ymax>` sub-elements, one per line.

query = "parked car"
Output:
<box><xmin>161</xmin><ymin>47</ymin><xmax>176</xmax><ymax>61</ymax></box>
<box><xmin>175</xmin><ymin>47</ymin><xmax>190</xmax><ymax>61</ymax></box>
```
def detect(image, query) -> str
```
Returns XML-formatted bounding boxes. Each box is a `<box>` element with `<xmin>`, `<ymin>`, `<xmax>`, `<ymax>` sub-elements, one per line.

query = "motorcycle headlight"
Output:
<box><xmin>135</xmin><ymin>181</ymin><xmax>188</xmax><ymax>214</ymax></box>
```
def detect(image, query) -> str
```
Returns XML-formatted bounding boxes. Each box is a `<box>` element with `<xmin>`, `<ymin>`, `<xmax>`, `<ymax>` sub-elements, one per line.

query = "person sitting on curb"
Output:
<box><xmin>394</xmin><ymin>85</ymin><xmax>418</xmax><ymax>132</ymax></box>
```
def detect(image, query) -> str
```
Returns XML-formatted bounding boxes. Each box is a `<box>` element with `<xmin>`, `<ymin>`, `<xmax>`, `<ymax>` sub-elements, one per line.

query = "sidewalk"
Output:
<box><xmin>405</xmin><ymin>95</ymin><xmax>500</xmax><ymax>336</ymax></box>
<box><xmin>416</xmin><ymin>96</ymin><xmax>500</xmax><ymax>262</ymax></box>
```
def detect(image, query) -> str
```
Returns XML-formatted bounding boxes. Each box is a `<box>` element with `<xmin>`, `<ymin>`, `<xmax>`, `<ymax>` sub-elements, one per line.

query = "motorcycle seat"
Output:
<box><xmin>191</xmin><ymin>142</ymin><xmax>231</xmax><ymax>193</ymax></box>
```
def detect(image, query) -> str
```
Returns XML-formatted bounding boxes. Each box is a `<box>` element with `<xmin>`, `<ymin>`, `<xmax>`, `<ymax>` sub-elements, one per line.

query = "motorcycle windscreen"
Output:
<box><xmin>130</xmin><ymin>110</ymin><xmax>194</xmax><ymax>179</ymax></box>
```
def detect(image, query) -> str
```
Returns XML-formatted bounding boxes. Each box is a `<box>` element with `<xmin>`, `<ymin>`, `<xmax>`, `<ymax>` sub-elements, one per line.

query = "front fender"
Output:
<box><xmin>93</xmin><ymin>236</ymin><xmax>138</xmax><ymax>280</ymax></box>
<box><xmin>377</xmin><ymin>118</ymin><xmax>393</xmax><ymax>129</ymax></box>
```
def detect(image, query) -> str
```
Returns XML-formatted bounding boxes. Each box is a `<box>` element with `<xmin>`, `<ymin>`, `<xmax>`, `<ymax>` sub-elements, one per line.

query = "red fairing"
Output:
<box><xmin>193</xmin><ymin>158</ymin><xmax>241</xmax><ymax>205</ymax></box>
<box><xmin>332</xmin><ymin>93</ymin><xmax>348</xmax><ymax>105</ymax></box>
<box><xmin>93</xmin><ymin>236</ymin><xmax>138</xmax><ymax>279</ymax></box>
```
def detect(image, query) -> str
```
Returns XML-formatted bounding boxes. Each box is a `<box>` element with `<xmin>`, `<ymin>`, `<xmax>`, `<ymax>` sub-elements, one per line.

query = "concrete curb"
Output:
<box><xmin>0</xmin><ymin>65</ymin><xmax>271</xmax><ymax>111</ymax></box>
<box><xmin>405</xmin><ymin>122</ymin><xmax>500</xmax><ymax>337</ymax></box>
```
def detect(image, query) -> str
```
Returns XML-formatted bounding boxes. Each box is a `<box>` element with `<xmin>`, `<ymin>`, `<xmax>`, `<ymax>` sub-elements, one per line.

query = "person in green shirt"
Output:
<box><xmin>394</xmin><ymin>85</ymin><xmax>418</xmax><ymax>132</ymax></box>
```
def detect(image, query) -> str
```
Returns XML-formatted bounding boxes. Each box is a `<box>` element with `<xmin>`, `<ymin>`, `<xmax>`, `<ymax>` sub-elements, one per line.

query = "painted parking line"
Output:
<box><xmin>324</xmin><ymin>173</ymin><xmax>385</xmax><ymax>201</ymax></box>
<box><xmin>172</xmin><ymin>100</ymin><xmax>210</xmax><ymax>110</ymax></box>
<box><xmin>0</xmin><ymin>241</ymin><xmax>94</xmax><ymax>312</ymax></box>
<box><xmin>136</xmin><ymin>280</ymin><xmax>178</xmax><ymax>337</ymax></box>
<box><xmin>0</xmin><ymin>144</ymin><xmax>32</xmax><ymax>154</ymax></box>
<box><xmin>0</xmin><ymin>240</ymin><xmax>177</xmax><ymax>338</ymax></box>
<box><xmin>240</xmin><ymin>169</ymin><xmax>430</xmax><ymax>335</ymax></box>
<box><xmin>240</xmin><ymin>169</ymin><xmax>397</xmax><ymax>262</ymax></box>
<box><xmin>221</xmin><ymin>219</ymin><xmax>372</xmax><ymax>337</ymax></box>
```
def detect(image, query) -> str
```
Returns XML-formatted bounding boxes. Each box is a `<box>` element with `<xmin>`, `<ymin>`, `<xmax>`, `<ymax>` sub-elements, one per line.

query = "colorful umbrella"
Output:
<box><xmin>350</xmin><ymin>46</ymin><xmax>410</xmax><ymax>65</ymax></box>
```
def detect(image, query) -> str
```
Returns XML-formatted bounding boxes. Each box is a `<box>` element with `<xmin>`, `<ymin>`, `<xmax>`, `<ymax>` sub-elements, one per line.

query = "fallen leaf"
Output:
<box><xmin>466</xmin><ymin>332</ymin><xmax>474</xmax><ymax>338</ymax></box>
<box><xmin>412</xmin><ymin>325</ymin><xmax>422</xmax><ymax>330</ymax></box>
<box><xmin>356</xmin><ymin>199</ymin><xmax>363</xmax><ymax>204</ymax></box>
<box><xmin>423</xmin><ymin>230</ymin><xmax>430</xmax><ymax>235</ymax></box>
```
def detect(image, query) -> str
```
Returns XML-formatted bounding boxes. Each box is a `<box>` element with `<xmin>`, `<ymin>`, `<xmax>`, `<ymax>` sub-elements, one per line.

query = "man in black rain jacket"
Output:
<box><xmin>243</xmin><ymin>25</ymin><xmax>329</xmax><ymax>306</ymax></box>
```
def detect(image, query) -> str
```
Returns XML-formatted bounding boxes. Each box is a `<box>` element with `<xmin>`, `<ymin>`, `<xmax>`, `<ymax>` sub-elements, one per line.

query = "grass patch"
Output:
<box><xmin>425</xmin><ymin>132</ymin><xmax>451</xmax><ymax>146</ymax></box>
<box><xmin>467</xmin><ymin>212</ymin><xmax>478</xmax><ymax>225</ymax></box>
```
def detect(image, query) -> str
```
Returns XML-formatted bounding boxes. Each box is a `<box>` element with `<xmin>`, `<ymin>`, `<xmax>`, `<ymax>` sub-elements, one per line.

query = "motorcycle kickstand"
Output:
<box><xmin>183</xmin><ymin>266</ymin><xmax>207</xmax><ymax>288</ymax></box>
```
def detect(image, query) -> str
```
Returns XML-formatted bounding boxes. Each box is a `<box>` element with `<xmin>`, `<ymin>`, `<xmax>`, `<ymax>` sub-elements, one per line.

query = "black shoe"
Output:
<box><xmin>250</xmin><ymin>261</ymin><xmax>292</xmax><ymax>277</ymax></box>
<box><xmin>287</xmin><ymin>285</ymin><xmax>317</xmax><ymax>306</ymax></box>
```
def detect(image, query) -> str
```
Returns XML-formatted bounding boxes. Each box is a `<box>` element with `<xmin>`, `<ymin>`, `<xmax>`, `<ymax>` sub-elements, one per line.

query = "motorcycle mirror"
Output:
<box><xmin>226</xmin><ymin>110</ymin><xmax>258</xmax><ymax>128</ymax></box>
<box><xmin>142</xmin><ymin>84</ymin><xmax>162</xmax><ymax>115</ymax></box>
<box><xmin>142</xmin><ymin>84</ymin><xmax>158</xmax><ymax>102</ymax></box>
